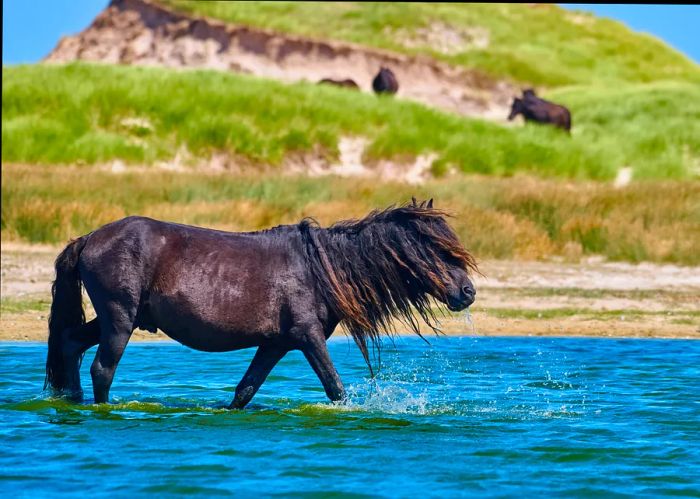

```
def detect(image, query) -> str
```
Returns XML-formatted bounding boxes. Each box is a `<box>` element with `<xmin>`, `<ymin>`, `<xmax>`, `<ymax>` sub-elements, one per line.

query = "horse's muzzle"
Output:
<box><xmin>447</xmin><ymin>287</ymin><xmax>475</xmax><ymax>311</ymax></box>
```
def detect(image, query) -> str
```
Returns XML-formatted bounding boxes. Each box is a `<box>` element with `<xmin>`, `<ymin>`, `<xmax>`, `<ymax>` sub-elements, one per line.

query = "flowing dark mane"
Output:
<box><xmin>299</xmin><ymin>200</ymin><xmax>478</xmax><ymax>372</ymax></box>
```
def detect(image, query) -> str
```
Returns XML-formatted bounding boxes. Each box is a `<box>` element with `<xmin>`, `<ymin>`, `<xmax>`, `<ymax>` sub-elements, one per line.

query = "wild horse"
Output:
<box><xmin>45</xmin><ymin>199</ymin><xmax>477</xmax><ymax>408</ymax></box>
<box><xmin>508</xmin><ymin>88</ymin><xmax>572</xmax><ymax>132</ymax></box>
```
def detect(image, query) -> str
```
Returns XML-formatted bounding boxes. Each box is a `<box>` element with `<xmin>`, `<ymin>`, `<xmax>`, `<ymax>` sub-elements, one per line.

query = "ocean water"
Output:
<box><xmin>1</xmin><ymin>337</ymin><xmax>699</xmax><ymax>498</ymax></box>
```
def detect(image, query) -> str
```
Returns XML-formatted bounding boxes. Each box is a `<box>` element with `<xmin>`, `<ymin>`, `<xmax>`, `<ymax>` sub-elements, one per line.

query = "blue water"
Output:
<box><xmin>1</xmin><ymin>337</ymin><xmax>699</xmax><ymax>497</ymax></box>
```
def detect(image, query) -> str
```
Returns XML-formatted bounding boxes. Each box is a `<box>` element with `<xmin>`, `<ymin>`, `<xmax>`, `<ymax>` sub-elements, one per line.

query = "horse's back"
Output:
<box><xmin>75</xmin><ymin>216</ymin><xmax>314</xmax><ymax>350</ymax></box>
<box><xmin>534</xmin><ymin>97</ymin><xmax>571</xmax><ymax>129</ymax></box>
<box><xmin>77</xmin><ymin>216</ymin><xmax>265</xmax><ymax>286</ymax></box>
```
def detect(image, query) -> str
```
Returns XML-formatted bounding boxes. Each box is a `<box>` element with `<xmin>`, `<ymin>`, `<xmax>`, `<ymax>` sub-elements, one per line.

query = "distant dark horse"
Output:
<box><xmin>318</xmin><ymin>78</ymin><xmax>359</xmax><ymax>89</ymax></box>
<box><xmin>372</xmin><ymin>67</ymin><xmax>399</xmax><ymax>95</ymax></box>
<box><xmin>45</xmin><ymin>199</ymin><xmax>477</xmax><ymax>408</ymax></box>
<box><xmin>508</xmin><ymin>89</ymin><xmax>571</xmax><ymax>132</ymax></box>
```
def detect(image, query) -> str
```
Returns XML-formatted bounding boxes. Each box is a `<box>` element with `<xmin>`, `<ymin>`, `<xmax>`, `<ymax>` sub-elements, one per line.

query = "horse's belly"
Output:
<box><xmin>161</xmin><ymin>323</ymin><xmax>258</xmax><ymax>352</ymax></box>
<box><xmin>146</xmin><ymin>293</ymin><xmax>277</xmax><ymax>352</ymax></box>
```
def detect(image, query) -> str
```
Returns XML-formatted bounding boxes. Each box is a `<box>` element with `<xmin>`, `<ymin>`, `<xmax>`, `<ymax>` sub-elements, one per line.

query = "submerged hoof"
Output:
<box><xmin>49</xmin><ymin>388</ymin><xmax>84</xmax><ymax>403</ymax></box>
<box><xmin>65</xmin><ymin>390</ymin><xmax>84</xmax><ymax>403</ymax></box>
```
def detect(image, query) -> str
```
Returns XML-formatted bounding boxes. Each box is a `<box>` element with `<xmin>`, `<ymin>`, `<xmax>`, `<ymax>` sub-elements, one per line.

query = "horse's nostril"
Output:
<box><xmin>462</xmin><ymin>286</ymin><xmax>475</xmax><ymax>300</ymax></box>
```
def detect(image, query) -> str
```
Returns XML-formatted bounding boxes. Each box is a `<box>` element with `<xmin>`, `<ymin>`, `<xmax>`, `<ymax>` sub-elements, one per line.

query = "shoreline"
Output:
<box><xmin>2</xmin><ymin>316</ymin><xmax>697</xmax><ymax>342</ymax></box>
<box><xmin>2</xmin><ymin>333</ymin><xmax>699</xmax><ymax>344</ymax></box>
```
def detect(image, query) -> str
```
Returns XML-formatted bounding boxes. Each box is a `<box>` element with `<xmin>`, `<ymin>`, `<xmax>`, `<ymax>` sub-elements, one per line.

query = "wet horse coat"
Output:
<box><xmin>45</xmin><ymin>200</ymin><xmax>477</xmax><ymax>408</ymax></box>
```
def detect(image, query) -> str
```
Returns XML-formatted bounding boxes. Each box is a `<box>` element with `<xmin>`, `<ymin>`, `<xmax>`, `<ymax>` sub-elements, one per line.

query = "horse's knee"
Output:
<box><xmin>90</xmin><ymin>361</ymin><xmax>107</xmax><ymax>385</ymax></box>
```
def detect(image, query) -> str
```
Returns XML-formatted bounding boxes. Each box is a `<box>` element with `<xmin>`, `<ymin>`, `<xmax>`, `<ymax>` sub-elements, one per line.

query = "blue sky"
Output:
<box><xmin>2</xmin><ymin>2</ymin><xmax>699</xmax><ymax>65</ymax></box>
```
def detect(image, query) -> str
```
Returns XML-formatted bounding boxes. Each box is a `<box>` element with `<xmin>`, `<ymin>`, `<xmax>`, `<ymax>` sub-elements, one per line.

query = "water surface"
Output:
<box><xmin>1</xmin><ymin>337</ymin><xmax>699</xmax><ymax>497</ymax></box>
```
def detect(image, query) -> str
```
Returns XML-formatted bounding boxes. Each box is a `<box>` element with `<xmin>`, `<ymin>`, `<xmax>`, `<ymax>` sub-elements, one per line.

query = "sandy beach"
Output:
<box><xmin>2</xmin><ymin>242</ymin><xmax>698</xmax><ymax>342</ymax></box>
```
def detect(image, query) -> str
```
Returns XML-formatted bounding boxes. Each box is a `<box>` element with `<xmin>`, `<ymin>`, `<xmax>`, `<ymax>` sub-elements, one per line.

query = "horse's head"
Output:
<box><xmin>406</xmin><ymin>198</ymin><xmax>477</xmax><ymax>312</ymax></box>
<box><xmin>307</xmin><ymin>199</ymin><xmax>479</xmax><ymax>370</ymax></box>
<box><xmin>508</xmin><ymin>97</ymin><xmax>524</xmax><ymax>120</ymax></box>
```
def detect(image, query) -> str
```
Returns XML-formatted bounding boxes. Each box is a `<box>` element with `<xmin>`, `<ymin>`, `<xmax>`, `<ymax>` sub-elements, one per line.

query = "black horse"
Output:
<box><xmin>372</xmin><ymin>67</ymin><xmax>399</xmax><ymax>95</ymax></box>
<box><xmin>508</xmin><ymin>89</ymin><xmax>572</xmax><ymax>132</ymax></box>
<box><xmin>45</xmin><ymin>199</ymin><xmax>477</xmax><ymax>408</ymax></box>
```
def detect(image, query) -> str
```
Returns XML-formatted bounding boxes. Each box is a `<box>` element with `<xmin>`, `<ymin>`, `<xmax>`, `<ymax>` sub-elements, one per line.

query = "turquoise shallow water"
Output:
<box><xmin>1</xmin><ymin>337</ymin><xmax>699</xmax><ymax>497</ymax></box>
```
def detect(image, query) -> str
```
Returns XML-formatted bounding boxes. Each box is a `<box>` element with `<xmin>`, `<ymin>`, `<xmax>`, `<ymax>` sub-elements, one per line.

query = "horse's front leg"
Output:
<box><xmin>300</xmin><ymin>329</ymin><xmax>346</xmax><ymax>403</ymax></box>
<box><xmin>229</xmin><ymin>345</ymin><xmax>287</xmax><ymax>409</ymax></box>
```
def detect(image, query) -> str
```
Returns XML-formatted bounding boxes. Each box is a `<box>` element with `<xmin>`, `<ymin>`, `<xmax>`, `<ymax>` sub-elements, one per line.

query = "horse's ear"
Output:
<box><xmin>411</xmin><ymin>196</ymin><xmax>417</xmax><ymax>207</ymax></box>
<box><xmin>427</xmin><ymin>198</ymin><xmax>434</xmax><ymax>209</ymax></box>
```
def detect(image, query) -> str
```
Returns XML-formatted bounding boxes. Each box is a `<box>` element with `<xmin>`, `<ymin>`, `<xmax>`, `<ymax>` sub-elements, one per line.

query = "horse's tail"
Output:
<box><xmin>45</xmin><ymin>235</ymin><xmax>89</xmax><ymax>392</ymax></box>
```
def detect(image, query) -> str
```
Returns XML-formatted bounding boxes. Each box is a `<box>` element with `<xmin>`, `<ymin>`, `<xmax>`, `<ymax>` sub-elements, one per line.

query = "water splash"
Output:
<box><xmin>464</xmin><ymin>307</ymin><xmax>477</xmax><ymax>334</ymax></box>
<box><xmin>345</xmin><ymin>380</ymin><xmax>432</xmax><ymax>415</ymax></box>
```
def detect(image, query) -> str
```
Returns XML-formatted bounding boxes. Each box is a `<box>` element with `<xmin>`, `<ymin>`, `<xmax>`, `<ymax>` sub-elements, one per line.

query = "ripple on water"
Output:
<box><xmin>0</xmin><ymin>338</ymin><xmax>698</xmax><ymax>497</ymax></box>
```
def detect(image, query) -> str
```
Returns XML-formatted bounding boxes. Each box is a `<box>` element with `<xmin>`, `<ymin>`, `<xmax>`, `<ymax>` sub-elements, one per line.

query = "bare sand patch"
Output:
<box><xmin>301</xmin><ymin>137</ymin><xmax>437</xmax><ymax>185</ymax></box>
<box><xmin>82</xmin><ymin>138</ymin><xmax>438</xmax><ymax>184</ymax></box>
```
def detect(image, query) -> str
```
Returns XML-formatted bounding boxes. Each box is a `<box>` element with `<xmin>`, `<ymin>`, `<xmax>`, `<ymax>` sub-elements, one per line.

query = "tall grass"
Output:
<box><xmin>3</xmin><ymin>64</ymin><xmax>699</xmax><ymax>180</ymax></box>
<box><xmin>550</xmin><ymin>82</ymin><xmax>700</xmax><ymax>179</ymax></box>
<box><xmin>162</xmin><ymin>1</ymin><xmax>700</xmax><ymax>86</ymax></box>
<box><xmin>3</xmin><ymin>164</ymin><xmax>698</xmax><ymax>265</ymax></box>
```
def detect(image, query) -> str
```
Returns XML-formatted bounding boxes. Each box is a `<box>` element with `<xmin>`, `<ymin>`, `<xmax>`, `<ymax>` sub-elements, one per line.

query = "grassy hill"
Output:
<box><xmin>162</xmin><ymin>1</ymin><xmax>700</xmax><ymax>86</ymax></box>
<box><xmin>3</xmin><ymin>4</ymin><xmax>700</xmax><ymax>264</ymax></box>
<box><xmin>3</xmin><ymin>64</ymin><xmax>699</xmax><ymax>180</ymax></box>
<box><xmin>3</xmin><ymin>63</ymin><xmax>700</xmax><ymax>264</ymax></box>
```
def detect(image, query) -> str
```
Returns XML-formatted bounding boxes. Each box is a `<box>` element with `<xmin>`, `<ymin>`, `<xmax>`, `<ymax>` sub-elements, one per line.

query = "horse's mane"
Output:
<box><xmin>299</xmin><ymin>199</ymin><xmax>478</xmax><ymax>373</ymax></box>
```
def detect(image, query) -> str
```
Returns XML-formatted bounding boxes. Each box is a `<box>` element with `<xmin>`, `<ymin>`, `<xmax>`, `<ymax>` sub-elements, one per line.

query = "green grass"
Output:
<box><xmin>550</xmin><ymin>82</ymin><xmax>700</xmax><ymax>179</ymax></box>
<box><xmin>3</xmin><ymin>164</ymin><xmax>699</xmax><ymax>265</ymax></box>
<box><xmin>0</xmin><ymin>297</ymin><xmax>50</xmax><ymax>315</ymax></box>
<box><xmin>491</xmin><ymin>287</ymin><xmax>699</xmax><ymax>302</ymax></box>
<box><xmin>480</xmin><ymin>307</ymin><xmax>700</xmax><ymax>321</ymax></box>
<box><xmin>3</xmin><ymin>64</ymin><xmax>699</xmax><ymax>180</ymax></box>
<box><xmin>161</xmin><ymin>1</ymin><xmax>700</xmax><ymax>87</ymax></box>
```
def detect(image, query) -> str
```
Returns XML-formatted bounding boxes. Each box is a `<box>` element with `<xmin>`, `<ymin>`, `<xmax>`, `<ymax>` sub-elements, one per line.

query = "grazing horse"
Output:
<box><xmin>372</xmin><ymin>67</ymin><xmax>399</xmax><ymax>95</ymax></box>
<box><xmin>508</xmin><ymin>90</ymin><xmax>572</xmax><ymax>132</ymax></box>
<box><xmin>318</xmin><ymin>78</ymin><xmax>359</xmax><ymax>89</ymax></box>
<box><xmin>45</xmin><ymin>199</ymin><xmax>477</xmax><ymax>408</ymax></box>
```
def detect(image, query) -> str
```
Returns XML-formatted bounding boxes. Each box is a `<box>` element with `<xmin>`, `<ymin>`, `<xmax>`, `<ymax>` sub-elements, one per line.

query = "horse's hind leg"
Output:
<box><xmin>90</xmin><ymin>303</ymin><xmax>135</xmax><ymax>404</ymax></box>
<box><xmin>62</xmin><ymin>318</ymin><xmax>100</xmax><ymax>401</ymax></box>
<box><xmin>229</xmin><ymin>345</ymin><xmax>287</xmax><ymax>409</ymax></box>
